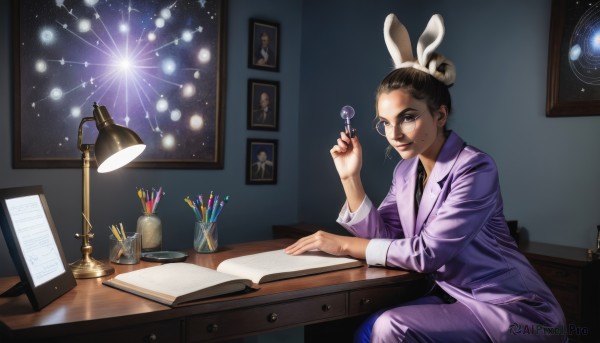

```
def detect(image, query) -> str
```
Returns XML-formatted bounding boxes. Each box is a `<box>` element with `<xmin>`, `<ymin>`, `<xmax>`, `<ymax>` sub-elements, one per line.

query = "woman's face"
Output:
<box><xmin>376</xmin><ymin>89</ymin><xmax>446</xmax><ymax>161</ymax></box>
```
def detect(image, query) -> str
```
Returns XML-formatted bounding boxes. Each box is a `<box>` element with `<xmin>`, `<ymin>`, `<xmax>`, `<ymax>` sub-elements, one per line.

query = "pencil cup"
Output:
<box><xmin>109</xmin><ymin>232</ymin><xmax>141</xmax><ymax>264</ymax></box>
<box><xmin>136</xmin><ymin>213</ymin><xmax>162</xmax><ymax>252</ymax></box>
<box><xmin>194</xmin><ymin>222</ymin><xmax>218</xmax><ymax>253</ymax></box>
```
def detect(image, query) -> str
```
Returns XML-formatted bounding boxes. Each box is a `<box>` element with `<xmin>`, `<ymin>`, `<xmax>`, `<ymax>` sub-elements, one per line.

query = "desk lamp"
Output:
<box><xmin>70</xmin><ymin>102</ymin><xmax>146</xmax><ymax>278</ymax></box>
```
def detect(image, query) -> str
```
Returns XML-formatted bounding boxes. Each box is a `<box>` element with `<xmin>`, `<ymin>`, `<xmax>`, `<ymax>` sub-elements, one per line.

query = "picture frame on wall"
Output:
<box><xmin>546</xmin><ymin>0</ymin><xmax>600</xmax><ymax>117</ymax></box>
<box><xmin>248</xmin><ymin>18</ymin><xmax>280</xmax><ymax>72</ymax></box>
<box><xmin>247</xmin><ymin>79</ymin><xmax>279</xmax><ymax>131</ymax></box>
<box><xmin>246</xmin><ymin>139</ymin><xmax>278</xmax><ymax>185</ymax></box>
<box><xmin>13</xmin><ymin>0</ymin><xmax>227</xmax><ymax>169</ymax></box>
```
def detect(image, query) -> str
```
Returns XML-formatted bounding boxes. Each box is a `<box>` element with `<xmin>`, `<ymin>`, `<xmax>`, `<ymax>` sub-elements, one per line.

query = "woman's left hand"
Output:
<box><xmin>284</xmin><ymin>230</ymin><xmax>368</xmax><ymax>259</ymax></box>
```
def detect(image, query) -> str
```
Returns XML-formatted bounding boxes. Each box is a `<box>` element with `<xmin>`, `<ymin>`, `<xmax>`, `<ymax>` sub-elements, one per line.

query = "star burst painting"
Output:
<box><xmin>14</xmin><ymin>0</ymin><xmax>226</xmax><ymax>168</ymax></box>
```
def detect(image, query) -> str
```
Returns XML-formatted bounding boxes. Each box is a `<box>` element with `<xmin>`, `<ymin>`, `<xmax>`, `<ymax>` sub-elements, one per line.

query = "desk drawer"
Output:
<box><xmin>549</xmin><ymin>285</ymin><xmax>580</xmax><ymax>319</ymax></box>
<box><xmin>187</xmin><ymin>293</ymin><xmax>346</xmax><ymax>342</ymax></box>
<box><xmin>528</xmin><ymin>261</ymin><xmax>582</xmax><ymax>319</ymax></box>
<box><xmin>530</xmin><ymin>262</ymin><xmax>581</xmax><ymax>288</ymax></box>
<box><xmin>349</xmin><ymin>283</ymin><xmax>424</xmax><ymax>315</ymax></box>
<box><xmin>56</xmin><ymin>319</ymin><xmax>183</xmax><ymax>343</ymax></box>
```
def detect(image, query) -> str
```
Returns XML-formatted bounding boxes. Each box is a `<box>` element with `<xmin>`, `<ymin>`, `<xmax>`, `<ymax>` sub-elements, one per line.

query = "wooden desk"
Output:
<box><xmin>0</xmin><ymin>239</ymin><xmax>426</xmax><ymax>342</ymax></box>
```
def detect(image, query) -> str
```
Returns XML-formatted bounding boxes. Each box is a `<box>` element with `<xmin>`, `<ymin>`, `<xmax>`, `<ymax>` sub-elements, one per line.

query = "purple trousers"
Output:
<box><xmin>355</xmin><ymin>295</ymin><xmax>491</xmax><ymax>343</ymax></box>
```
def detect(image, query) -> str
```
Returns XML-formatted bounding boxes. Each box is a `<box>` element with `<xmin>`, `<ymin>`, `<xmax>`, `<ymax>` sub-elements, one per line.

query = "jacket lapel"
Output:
<box><xmin>414</xmin><ymin>132</ymin><xmax>465</xmax><ymax>235</ymax></box>
<box><xmin>397</xmin><ymin>158</ymin><xmax>418</xmax><ymax>238</ymax></box>
<box><xmin>414</xmin><ymin>173</ymin><xmax>442</xmax><ymax>233</ymax></box>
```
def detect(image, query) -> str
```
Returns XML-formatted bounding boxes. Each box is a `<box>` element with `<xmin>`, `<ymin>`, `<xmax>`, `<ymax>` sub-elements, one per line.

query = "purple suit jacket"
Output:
<box><xmin>338</xmin><ymin>132</ymin><xmax>565</xmax><ymax>342</ymax></box>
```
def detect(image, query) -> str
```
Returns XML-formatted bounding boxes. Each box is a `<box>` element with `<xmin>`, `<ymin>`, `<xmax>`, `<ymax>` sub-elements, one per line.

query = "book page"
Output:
<box><xmin>112</xmin><ymin>263</ymin><xmax>246</xmax><ymax>298</ymax></box>
<box><xmin>216</xmin><ymin>249</ymin><xmax>362</xmax><ymax>283</ymax></box>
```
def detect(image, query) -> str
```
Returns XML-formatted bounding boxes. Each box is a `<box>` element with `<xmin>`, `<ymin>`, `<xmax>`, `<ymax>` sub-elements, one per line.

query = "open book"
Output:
<box><xmin>103</xmin><ymin>249</ymin><xmax>362</xmax><ymax>306</ymax></box>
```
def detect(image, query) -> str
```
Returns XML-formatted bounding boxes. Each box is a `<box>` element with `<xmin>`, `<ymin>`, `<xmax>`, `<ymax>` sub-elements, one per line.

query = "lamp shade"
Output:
<box><xmin>92</xmin><ymin>104</ymin><xmax>146</xmax><ymax>173</ymax></box>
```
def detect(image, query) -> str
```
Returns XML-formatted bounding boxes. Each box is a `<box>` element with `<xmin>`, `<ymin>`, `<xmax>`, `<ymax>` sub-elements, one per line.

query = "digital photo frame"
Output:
<box><xmin>0</xmin><ymin>185</ymin><xmax>76</xmax><ymax>311</ymax></box>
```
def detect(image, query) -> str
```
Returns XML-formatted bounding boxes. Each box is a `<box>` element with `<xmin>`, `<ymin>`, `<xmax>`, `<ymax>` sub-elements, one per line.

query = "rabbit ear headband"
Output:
<box><xmin>384</xmin><ymin>13</ymin><xmax>456</xmax><ymax>86</ymax></box>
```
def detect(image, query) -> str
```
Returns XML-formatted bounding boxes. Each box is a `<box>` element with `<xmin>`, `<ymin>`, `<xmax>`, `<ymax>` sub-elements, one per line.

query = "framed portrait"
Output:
<box><xmin>248</xmin><ymin>19</ymin><xmax>280</xmax><ymax>72</ymax></box>
<box><xmin>247</xmin><ymin>79</ymin><xmax>279</xmax><ymax>131</ymax></box>
<box><xmin>246</xmin><ymin>139</ymin><xmax>278</xmax><ymax>185</ymax></box>
<box><xmin>546</xmin><ymin>0</ymin><xmax>600</xmax><ymax>117</ymax></box>
<box><xmin>13</xmin><ymin>0</ymin><xmax>228</xmax><ymax>169</ymax></box>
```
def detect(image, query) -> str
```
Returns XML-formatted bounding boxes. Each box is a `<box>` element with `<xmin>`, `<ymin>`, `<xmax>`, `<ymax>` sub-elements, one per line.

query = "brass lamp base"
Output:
<box><xmin>70</xmin><ymin>257</ymin><xmax>114</xmax><ymax>279</ymax></box>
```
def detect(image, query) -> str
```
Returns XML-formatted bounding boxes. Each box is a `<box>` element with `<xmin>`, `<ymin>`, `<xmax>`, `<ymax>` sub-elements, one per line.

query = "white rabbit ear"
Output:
<box><xmin>383</xmin><ymin>14</ymin><xmax>414</xmax><ymax>68</ymax></box>
<box><xmin>416</xmin><ymin>14</ymin><xmax>445</xmax><ymax>67</ymax></box>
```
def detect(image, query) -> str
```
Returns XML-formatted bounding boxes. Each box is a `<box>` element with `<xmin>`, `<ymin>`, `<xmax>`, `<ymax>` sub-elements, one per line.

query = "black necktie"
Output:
<box><xmin>415</xmin><ymin>161</ymin><xmax>426</xmax><ymax>213</ymax></box>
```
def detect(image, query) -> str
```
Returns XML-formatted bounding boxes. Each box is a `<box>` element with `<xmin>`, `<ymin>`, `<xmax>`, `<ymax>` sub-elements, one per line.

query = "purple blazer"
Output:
<box><xmin>338</xmin><ymin>132</ymin><xmax>565</xmax><ymax>342</ymax></box>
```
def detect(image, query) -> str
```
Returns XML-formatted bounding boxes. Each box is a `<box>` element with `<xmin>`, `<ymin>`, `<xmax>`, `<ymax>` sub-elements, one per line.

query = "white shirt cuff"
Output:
<box><xmin>366</xmin><ymin>239</ymin><xmax>393</xmax><ymax>266</ymax></box>
<box><xmin>337</xmin><ymin>196</ymin><xmax>372</xmax><ymax>224</ymax></box>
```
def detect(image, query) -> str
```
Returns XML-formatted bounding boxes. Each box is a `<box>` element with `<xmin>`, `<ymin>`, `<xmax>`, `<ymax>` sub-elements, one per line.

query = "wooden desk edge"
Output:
<box><xmin>519</xmin><ymin>241</ymin><xmax>597</xmax><ymax>267</ymax></box>
<box><xmin>0</xmin><ymin>239</ymin><xmax>425</xmax><ymax>341</ymax></box>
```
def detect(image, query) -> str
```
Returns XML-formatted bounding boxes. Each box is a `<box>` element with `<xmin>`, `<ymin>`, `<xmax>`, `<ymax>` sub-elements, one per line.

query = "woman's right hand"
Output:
<box><xmin>330</xmin><ymin>131</ymin><xmax>362</xmax><ymax>180</ymax></box>
<box><xmin>284</xmin><ymin>230</ymin><xmax>368</xmax><ymax>259</ymax></box>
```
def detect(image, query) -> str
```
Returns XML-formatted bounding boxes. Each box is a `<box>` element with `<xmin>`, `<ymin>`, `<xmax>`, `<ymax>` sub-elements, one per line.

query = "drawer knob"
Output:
<box><xmin>267</xmin><ymin>312</ymin><xmax>278</xmax><ymax>322</ymax></box>
<box><xmin>146</xmin><ymin>333</ymin><xmax>157</xmax><ymax>342</ymax></box>
<box><xmin>322</xmin><ymin>304</ymin><xmax>332</xmax><ymax>312</ymax></box>
<box><xmin>207</xmin><ymin>324</ymin><xmax>219</xmax><ymax>333</ymax></box>
<box><xmin>361</xmin><ymin>298</ymin><xmax>371</xmax><ymax>305</ymax></box>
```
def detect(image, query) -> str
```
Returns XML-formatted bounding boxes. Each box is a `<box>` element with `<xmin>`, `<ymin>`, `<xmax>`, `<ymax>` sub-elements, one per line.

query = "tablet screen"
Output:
<box><xmin>5</xmin><ymin>194</ymin><xmax>65</xmax><ymax>287</ymax></box>
<box><xmin>0</xmin><ymin>185</ymin><xmax>76</xmax><ymax>311</ymax></box>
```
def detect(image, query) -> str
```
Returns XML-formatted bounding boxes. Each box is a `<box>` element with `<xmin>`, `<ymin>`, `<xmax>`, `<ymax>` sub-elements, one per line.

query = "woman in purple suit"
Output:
<box><xmin>285</xmin><ymin>13</ymin><xmax>565</xmax><ymax>343</ymax></box>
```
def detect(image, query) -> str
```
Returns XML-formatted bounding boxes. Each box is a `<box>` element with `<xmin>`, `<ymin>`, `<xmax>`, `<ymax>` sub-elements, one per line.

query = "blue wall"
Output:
<box><xmin>2</xmin><ymin>0</ymin><xmax>600</xmax><ymax>286</ymax></box>
<box><xmin>299</xmin><ymin>0</ymin><xmax>600</xmax><ymax>249</ymax></box>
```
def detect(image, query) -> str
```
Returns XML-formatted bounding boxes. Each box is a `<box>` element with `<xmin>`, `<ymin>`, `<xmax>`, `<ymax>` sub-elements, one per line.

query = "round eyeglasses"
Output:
<box><xmin>374</xmin><ymin>114</ymin><xmax>422</xmax><ymax>137</ymax></box>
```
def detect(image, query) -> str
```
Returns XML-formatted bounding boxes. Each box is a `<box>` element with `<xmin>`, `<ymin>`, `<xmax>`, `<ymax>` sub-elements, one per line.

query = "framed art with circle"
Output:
<box><xmin>546</xmin><ymin>0</ymin><xmax>600</xmax><ymax>117</ymax></box>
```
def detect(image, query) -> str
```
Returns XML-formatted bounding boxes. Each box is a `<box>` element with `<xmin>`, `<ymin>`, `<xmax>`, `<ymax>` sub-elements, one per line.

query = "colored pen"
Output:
<box><xmin>119</xmin><ymin>223</ymin><xmax>126</xmax><ymax>239</ymax></box>
<box><xmin>110</xmin><ymin>225</ymin><xmax>122</xmax><ymax>241</ymax></box>
<box><xmin>211</xmin><ymin>201</ymin><xmax>224</xmax><ymax>222</ymax></box>
<box><xmin>152</xmin><ymin>187</ymin><xmax>163</xmax><ymax>213</ymax></box>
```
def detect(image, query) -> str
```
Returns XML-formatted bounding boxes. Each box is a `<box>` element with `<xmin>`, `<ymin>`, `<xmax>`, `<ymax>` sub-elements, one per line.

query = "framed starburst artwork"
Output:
<box><xmin>13</xmin><ymin>0</ymin><xmax>227</xmax><ymax>169</ymax></box>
